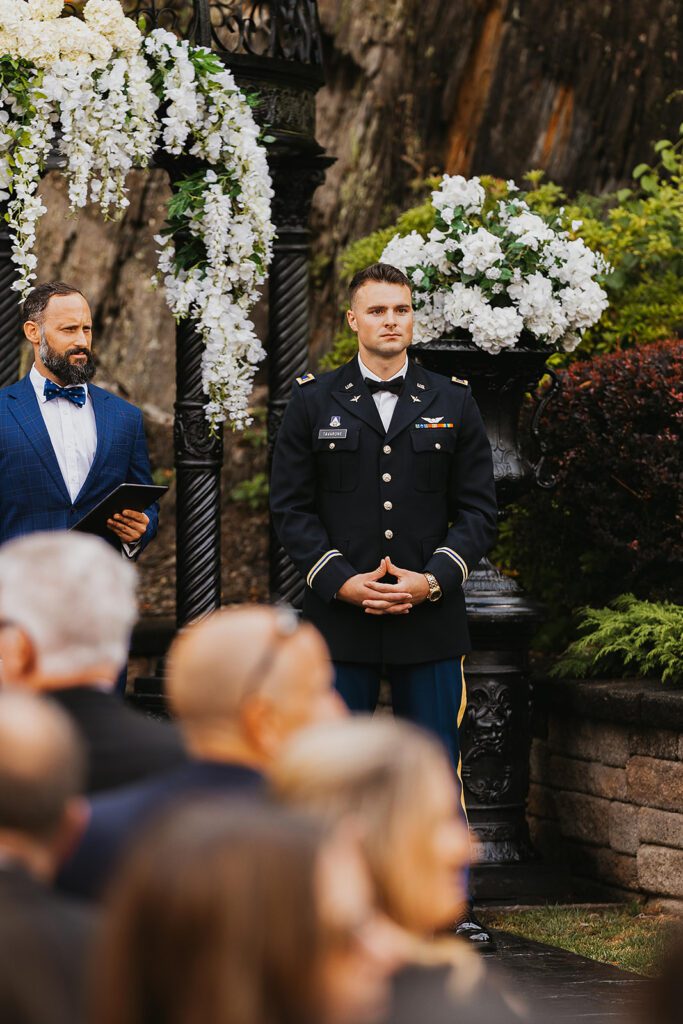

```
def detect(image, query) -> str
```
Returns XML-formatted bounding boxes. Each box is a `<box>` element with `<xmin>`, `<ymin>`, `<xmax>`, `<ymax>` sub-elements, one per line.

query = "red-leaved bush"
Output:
<box><xmin>503</xmin><ymin>339</ymin><xmax>682</xmax><ymax>617</ymax></box>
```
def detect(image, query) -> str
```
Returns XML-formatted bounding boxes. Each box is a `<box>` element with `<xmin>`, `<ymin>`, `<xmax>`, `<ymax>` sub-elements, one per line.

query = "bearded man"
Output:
<box><xmin>0</xmin><ymin>281</ymin><xmax>158</xmax><ymax>555</ymax></box>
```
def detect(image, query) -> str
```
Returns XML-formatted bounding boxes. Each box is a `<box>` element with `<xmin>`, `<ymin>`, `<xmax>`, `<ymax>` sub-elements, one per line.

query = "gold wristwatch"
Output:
<box><xmin>424</xmin><ymin>572</ymin><xmax>443</xmax><ymax>602</ymax></box>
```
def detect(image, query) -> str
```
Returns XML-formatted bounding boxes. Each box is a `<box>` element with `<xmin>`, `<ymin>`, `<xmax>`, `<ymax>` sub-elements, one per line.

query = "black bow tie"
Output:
<box><xmin>364</xmin><ymin>377</ymin><xmax>405</xmax><ymax>396</ymax></box>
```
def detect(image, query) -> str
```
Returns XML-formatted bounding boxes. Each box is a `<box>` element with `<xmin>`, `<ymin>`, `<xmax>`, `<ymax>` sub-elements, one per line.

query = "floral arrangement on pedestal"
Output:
<box><xmin>0</xmin><ymin>0</ymin><xmax>275</xmax><ymax>429</ymax></box>
<box><xmin>380</xmin><ymin>175</ymin><xmax>609</xmax><ymax>353</ymax></box>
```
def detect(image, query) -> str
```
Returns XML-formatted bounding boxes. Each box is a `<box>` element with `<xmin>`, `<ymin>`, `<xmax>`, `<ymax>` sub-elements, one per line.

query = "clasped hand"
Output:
<box><xmin>337</xmin><ymin>556</ymin><xmax>430</xmax><ymax>615</ymax></box>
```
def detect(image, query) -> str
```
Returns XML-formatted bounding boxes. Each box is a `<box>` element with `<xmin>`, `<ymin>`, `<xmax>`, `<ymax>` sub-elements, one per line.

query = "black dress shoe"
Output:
<box><xmin>451</xmin><ymin>906</ymin><xmax>495</xmax><ymax>948</ymax></box>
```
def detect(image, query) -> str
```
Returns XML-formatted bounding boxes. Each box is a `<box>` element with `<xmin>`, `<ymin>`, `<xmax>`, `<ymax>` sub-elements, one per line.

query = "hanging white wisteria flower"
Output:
<box><xmin>380</xmin><ymin>174</ymin><xmax>609</xmax><ymax>354</ymax></box>
<box><xmin>0</xmin><ymin>0</ymin><xmax>274</xmax><ymax>430</ymax></box>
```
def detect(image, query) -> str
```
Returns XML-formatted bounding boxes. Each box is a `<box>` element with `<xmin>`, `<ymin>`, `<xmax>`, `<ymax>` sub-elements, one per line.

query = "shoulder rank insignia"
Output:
<box><xmin>296</xmin><ymin>372</ymin><xmax>315</xmax><ymax>386</ymax></box>
<box><xmin>451</xmin><ymin>376</ymin><xmax>469</xmax><ymax>387</ymax></box>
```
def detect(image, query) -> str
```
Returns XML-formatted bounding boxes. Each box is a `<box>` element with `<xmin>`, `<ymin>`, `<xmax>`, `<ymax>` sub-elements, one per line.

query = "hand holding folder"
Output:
<box><xmin>69</xmin><ymin>483</ymin><xmax>168</xmax><ymax>540</ymax></box>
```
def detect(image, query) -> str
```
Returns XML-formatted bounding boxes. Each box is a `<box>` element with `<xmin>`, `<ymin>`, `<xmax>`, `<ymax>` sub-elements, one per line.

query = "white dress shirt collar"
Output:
<box><xmin>357</xmin><ymin>354</ymin><xmax>408</xmax><ymax>384</ymax></box>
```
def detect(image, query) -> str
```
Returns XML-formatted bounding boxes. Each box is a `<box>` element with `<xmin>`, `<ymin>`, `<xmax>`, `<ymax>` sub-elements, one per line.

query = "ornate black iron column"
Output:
<box><xmin>174</xmin><ymin>317</ymin><xmax>223</xmax><ymax>626</ymax></box>
<box><xmin>268</xmin><ymin>151</ymin><xmax>330</xmax><ymax>606</ymax></box>
<box><xmin>0</xmin><ymin>214</ymin><xmax>21</xmax><ymax>389</ymax></box>
<box><xmin>415</xmin><ymin>338</ymin><xmax>559</xmax><ymax>866</ymax></box>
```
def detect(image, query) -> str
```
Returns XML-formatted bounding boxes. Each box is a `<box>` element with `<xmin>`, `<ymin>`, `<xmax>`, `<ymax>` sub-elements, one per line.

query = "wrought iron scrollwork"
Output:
<box><xmin>209</xmin><ymin>0</ymin><xmax>323</xmax><ymax>63</ymax></box>
<box><xmin>530</xmin><ymin>366</ymin><xmax>562</xmax><ymax>489</ymax></box>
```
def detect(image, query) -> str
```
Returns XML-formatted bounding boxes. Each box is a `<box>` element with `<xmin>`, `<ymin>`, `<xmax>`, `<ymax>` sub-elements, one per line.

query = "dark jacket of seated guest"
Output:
<box><xmin>0</xmin><ymin>692</ymin><xmax>99</xmax><ymax>1024</ymax></box>
<box><xmin>49</xmin><ymin>687</ymin><xmax>186</xmax><ymax>794</ymax></box>
<box><xmin>59</xmin><ymin>761</ymin><xmax>265</xmax><ymax>900</ymax></box>
<box><xmin>0</xmin><ymin>863</ymin><xmax>96</xmax><ymax>1024</ymax></box>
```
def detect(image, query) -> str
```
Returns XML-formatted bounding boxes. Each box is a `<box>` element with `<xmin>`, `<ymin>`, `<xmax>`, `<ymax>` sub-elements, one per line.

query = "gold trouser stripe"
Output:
<box><xmin>306</xmin><ymin>549</ymin><xmax>342</xmax><ymax>587</ymax></box>
<box><xmin>456</xmin><ymin>654</ymin><xmax>469</xmax><ymax>822</ymax></box>
<box><xmin>435</xmin><ymin>546</ymin><xmax>469</xmax><ymax>582</ymax></box>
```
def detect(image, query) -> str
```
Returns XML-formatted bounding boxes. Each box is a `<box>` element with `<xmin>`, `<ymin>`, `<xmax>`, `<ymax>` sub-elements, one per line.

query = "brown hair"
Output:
<box><xmin>92</xmin><ymin>799</ymin><xmax>328</xmax><ymax>1024</ymax></box>
<box><xmin>348</xmin><ymin>263</ymin><xmax>411</xmax><ymax>303</ymax></box>
<box><xmin>22</xmin><ymin>282</ymin><xmax>85</xmax><ymax>325</ymax></box>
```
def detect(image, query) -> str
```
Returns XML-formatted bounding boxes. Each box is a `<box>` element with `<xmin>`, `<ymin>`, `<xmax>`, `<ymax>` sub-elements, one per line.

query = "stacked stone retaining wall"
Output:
<box><xmin>529</xmin><ymin>678</ymin><xmax>683</xmax><ymax>909</ymax></box>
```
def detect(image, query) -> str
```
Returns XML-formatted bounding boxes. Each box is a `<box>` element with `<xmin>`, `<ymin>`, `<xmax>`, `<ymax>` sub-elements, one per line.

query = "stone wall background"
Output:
<box><xmin>529</xmin><ymin>679</ymin><xmax>683</xmax><ymax>911</ymax></box>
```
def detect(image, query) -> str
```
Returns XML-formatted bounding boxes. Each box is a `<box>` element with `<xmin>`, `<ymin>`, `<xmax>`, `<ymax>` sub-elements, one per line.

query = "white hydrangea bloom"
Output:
<box><xmin>380</xmin><ymin>230</ymin><xmax>428</xmax><ymax>274</ymax></box>
<box><xmin>432</xmin><ymin>174</ymin><xmax>485</xmax><ymax>216</ymax></box>
<box><xmin>0</xmin><ymin>0</ymin><xmax>27</xmax><ymax>31</ymax></box>
<box><xmin>457</xmin><ymin>227</ymin><xmax>504</xmax><ymax>276</ymax></box>
<box><xmin>26</xmin><ymin>0</ymin><xmax>62</xmax><ymax>20</ymax></box>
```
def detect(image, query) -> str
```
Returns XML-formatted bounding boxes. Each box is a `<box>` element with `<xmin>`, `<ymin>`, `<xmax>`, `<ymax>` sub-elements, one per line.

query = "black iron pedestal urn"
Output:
<box><xmin>414</xmin><ymin>334</ymin><xmax>557</xmax><ymax>863</ymax></box>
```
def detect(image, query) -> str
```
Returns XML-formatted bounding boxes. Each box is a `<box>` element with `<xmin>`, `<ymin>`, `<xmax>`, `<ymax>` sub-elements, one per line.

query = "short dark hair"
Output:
<box><xmin>348</xmin><ymin>262</ymin><xmax>411</xmax><ymax>303</ymax></box>
<box><xmin>22</xmin><ymin>282</ymin><xmax>85</xmax><ymax>326</ymax></box>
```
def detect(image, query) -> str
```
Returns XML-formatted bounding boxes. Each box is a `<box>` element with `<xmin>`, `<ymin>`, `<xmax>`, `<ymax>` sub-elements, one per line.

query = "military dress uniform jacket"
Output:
<box><xmin>270</xmin><ymin>356</ymin><xmax>497</xmax><ymax>665</ymax></box>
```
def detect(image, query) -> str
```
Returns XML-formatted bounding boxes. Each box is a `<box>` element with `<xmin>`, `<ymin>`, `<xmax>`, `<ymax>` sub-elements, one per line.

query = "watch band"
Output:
<box><xmin>424</xmin><ymin>571</ymin><xmax>442</xmax><ymax>602</ymax></box>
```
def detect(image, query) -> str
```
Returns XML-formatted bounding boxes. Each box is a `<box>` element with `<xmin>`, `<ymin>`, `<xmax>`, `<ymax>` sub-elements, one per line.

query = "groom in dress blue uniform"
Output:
<box><xmin>271</xmin><ymin>262</ymin><xmax>498</xmax><ymax>941</ymax></box>
<box><xmin>0</xmin><ymin>281</ymin><xmax>158</xmax><ymax>554</ymax></box>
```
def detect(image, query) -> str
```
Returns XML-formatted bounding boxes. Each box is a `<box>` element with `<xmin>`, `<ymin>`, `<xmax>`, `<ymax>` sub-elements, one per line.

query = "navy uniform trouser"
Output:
<box><xmin>333</xmin><ymin>656</ymin><xmax>469</xmax><ymax>825</ymax></box>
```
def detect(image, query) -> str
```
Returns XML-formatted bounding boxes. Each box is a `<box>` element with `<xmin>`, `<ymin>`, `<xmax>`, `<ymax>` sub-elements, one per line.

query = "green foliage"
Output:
<box><xmin>230</xmin><ymin>472</ymin><xmax>269</xmax><ymax>511</ymax></box>
<box><xmin>550</xmin><ymin>595</ymin><xmax>683</xmax><ymax>686</ymax></box>
<box><xmin>339</xmin><ymin>195</ymin><xmax>436</xmax><ymax>285</ymax></box>
<box><xmin>523</xmin><ymin>124</ymin><xmax>683</xmax><ymax>357</ymax></box>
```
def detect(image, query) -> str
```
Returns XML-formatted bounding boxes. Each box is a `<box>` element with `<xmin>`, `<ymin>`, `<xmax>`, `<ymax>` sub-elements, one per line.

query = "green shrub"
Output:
<box><xmin>499</xmin><ymin>339</ymin><xmax>682</xmax><ymax>630</ymax></box>
<box><xmin>550</xmin><ymin>595</ymin><xmax>683</xmax><ymax>685</ymax></box>
<box><xmin>230</xmin><ymin>472</ymin><xmax>269</xmax><ymax>511</ymax></box>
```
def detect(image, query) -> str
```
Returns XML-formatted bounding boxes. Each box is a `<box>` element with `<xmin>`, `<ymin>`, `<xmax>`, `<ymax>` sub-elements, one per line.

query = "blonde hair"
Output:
<box><xmin>272</xmin><ymin>717</ymin><xmax>450</xmax><ymax>919</ymax></box>
<box><xmin>272</xmin><ymin>717</ymin><xmax>481</xmax><ymax>992</ymax></box>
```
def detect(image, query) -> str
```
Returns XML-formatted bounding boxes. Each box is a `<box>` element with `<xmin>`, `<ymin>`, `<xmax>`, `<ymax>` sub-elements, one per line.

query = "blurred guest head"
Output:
<box><xmin>165</xmin><ymin>606</ymin><xmax>345</xmax><ymax>768</ymax></box>
<box><xmin>0</xmin><ymin>532</ymin><xmax>137</xmax><ymax>688</ymax></box>
<box><xmin>0</xmin><ymin>690</ymin><xmax>86</xmax><ymax>879</ymax></box>
<box><xmin>272</xmin><ymin>717</ymin><xmax>470</xmax><ymax>935</ymax></box>
<box><xmin>94</xmin><ymin>799</ymin><xmax>395</xmax><ymax>1024</ymax></box>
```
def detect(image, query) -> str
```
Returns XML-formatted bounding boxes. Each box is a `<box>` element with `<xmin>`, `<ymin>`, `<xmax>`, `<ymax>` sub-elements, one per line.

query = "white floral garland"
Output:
<box><xmin>381</xmin><ymin>175</ymin><xmax>609</xmax><ymax>354</ymax></box>
<box><xmin>0</xmin><ymin>0</ymin><xmax>274</xmax><ymax>429</ymax></box>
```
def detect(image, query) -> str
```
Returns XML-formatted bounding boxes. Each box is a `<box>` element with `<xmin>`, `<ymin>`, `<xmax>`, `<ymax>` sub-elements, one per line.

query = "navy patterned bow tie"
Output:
<box><xmin>364</xmin><ymin>377</ymin><xmax>405</xmax><ymax>396</ymax></box>
<box><xmin>43</xmin><ymin>379</ymin><xmax>87</xmax><ymax>407</ymax></box>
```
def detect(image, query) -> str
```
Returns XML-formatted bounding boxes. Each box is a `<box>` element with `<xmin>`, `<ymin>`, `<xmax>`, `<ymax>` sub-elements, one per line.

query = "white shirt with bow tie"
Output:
<box><xmin>357</xmin><ymin>354</ymin><xmax>408</xmax><ymax>432</ymax></box>
<box><xmin>30</xmin><ymin>364</ymin><xmax>139</xmax><ymax>557</ymax></box>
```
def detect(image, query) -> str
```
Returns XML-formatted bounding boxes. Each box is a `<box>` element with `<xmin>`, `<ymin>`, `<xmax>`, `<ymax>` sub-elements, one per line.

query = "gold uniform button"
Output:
<box><xmin>384</xmin><ymin>501</ymin><xmax>392</xmax><ymax>510</ymax></box>
<box><xmin>383</xmin><ymin>445</ymin><xmax>392</xmax><ymax>454</ymax></box>
<box><xmin>329</xmin><ymin>442</ymin><xmax>335</xmax><ymax>449</ymax></box>
<box><xmin>382</xmin><ymin>473</ymin><xmax>391</xmax><ymax>483</ymax></box>
<box><xmin>384</xmin><ymin>529</ymin><xmax>393</xmax><ymax>540</ymax></box>
<box><xmin>435</xmin><ymin>442</ymin><xmax>441</xmax><ymax>450</ymax></box>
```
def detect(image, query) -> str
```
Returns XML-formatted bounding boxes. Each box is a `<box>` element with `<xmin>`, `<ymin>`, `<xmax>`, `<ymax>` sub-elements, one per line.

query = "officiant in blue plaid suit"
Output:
<box><xmin>0</xmin><ymin>282</ymin><xmax>158</xmax><ymax>555</ymax></box>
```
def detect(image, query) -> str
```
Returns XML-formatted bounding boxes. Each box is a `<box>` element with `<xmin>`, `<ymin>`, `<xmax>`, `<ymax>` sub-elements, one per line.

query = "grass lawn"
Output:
<box><xmin>482</xmin><ymin>903</ymin><xmax>672</xmax><ymax>976</ymax></box>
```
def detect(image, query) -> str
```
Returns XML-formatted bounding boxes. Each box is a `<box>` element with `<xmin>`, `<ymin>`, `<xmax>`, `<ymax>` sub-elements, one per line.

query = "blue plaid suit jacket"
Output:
<box><xmin>0</xmin><ymin>374</ymin><xmax>159</xmax><ymax>552</ymax></box>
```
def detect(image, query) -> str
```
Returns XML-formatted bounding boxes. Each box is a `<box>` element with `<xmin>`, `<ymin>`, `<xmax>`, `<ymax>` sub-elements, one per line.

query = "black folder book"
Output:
<box><xmin>69</xmin><ymin>483</ymin><xmax>168</xmax><ymax>537</ymax></box>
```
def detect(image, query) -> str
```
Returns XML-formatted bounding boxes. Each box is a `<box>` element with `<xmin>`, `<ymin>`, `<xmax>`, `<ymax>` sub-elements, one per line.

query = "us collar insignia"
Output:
<box><xmin>417</xmin><ymin>382</ymin><xmax>426</xmax><ymax>390</ymax></box>
<box><xmin>345</xmin><ymin>382</ymin><xmax>354</xmax><ymax>390</ymax></box>
<box><xmin>350</xmin><ymin>394</ymin><xmax>361</xmax><ymax>403</ymax></box>
<box><xmin>330</xmin><ymin>415</ymin><xmax>341</xmax><ymax>427</ymax></box>
<box><xmin>421</xmin><ymin>416</ymin><xmax>443</xmax><ymax>423</ymax></box>
<box><xmin>410</xmin><ymin>395</ymin><xmax>421</xmax><ymax>403</ymax></box>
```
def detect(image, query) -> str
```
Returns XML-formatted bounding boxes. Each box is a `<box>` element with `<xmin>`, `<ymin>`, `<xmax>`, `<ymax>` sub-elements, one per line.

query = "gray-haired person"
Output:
<box><xmin>0</xmin><ymin>532</ymin><xmax>185</xmax><ymax>793</ymax></box>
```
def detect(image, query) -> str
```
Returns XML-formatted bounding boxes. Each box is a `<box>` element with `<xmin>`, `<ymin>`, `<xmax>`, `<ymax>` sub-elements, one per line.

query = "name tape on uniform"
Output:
<box><xmin>318</xmin><ymin>428</ymin><xmax>348</xmax><ymax>439</ymax></box>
